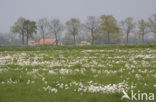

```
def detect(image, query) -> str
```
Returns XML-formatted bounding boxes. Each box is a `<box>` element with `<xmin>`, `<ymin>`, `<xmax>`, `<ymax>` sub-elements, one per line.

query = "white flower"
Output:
<box><xmin>43</xmin><ymin>86</ymin><xmax>58</xmax><ymax>94</ymax></box>
<box><xmin>44</xmin><ymin>81</ymin><xmax>48</xmax><ymax>84</ymax></box>
<box><xmin>42</xmin><ymin>77</ymin><xmax>45</xmax><ymax>81</ymax></box>
<box><xmin>27</xmin><ymin>69</ymin><xmax>38</xmax><ymax>75</ymax></box>
<box><xmin>27</xmin><ymin>80</ymin><xmax>31</xmax><ymax>84</ymax></box>
<box><xmin>49</xmin><ymin>70</ymin><xmax>57</xmax><ymax>74</ymax></box>
<box><xmin>1</xmin><ymin>81</ymin><xmax>5</xmax><ymax>84</ymax></box>
<box><xmin>51</xmin><ymin>88</ymin><xmax>58</xmax><ymax>93</ymax></box>
<box><xmin>31</xmin><ymin>81</ymin><xmax>35</xmax><ymax>84</ymax></box>
<box><xmin>59</xmin><ymin>83</ymin><xmax>64</xmax><ymax>88</ymax></box>
<box><xmin>135</xmin><ymin>74</ymin><xmax>142</xmax><ymax>79</ymax></box>
<box><xmin>59</xmin><ymin>69</ymin><xmax>72</xmax><ymax>74</ymax></box>
<box><xmin>153</xmin><ymin>85</ymin><xmax>156</xmax><ymax>87</ymax></box>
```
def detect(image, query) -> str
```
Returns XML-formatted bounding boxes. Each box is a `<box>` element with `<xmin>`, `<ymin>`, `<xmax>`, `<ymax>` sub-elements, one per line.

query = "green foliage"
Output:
<box><xmin>11</xmin><ymin>17</ymin><xmax>26</xmax><ymax>45</ymax></box>
<box><xmin>0</xmin><ymin>44</ymin><xmax>156</xmax><ymax>51</ymax></box>
<box><xmin>99</xmin><ymin>15</ymin><xmax>119</xmax><ymax>34</ymax></box>
<box><xmin>66</xmin><ymin>18</ymin><xmax>81</xmax><ymax>45</ymax></box>
<box><xmin>120</xmin><ymin>17</ymin><xmax>136</xmax><ymax>43</ymax></box>
<box><xmin>23</xmin><ymin>20</ymin><xmax>37</xmax><ymax>39</ymax></box>
<box><xmin>11</xmin><ymin>18</ymin><xmax>37</xmax><ymax>45</ymax></box>
<box><xmin>148</xmin><ymin>14</ymin><xmax>156</xmax><ymax>35</ymax></box>
<box><xmin>10</xmin><ymin>14</ymin><xmax>156</xmax><ymax>46</ymax></box>
<box><xmin>99</xmin><ymin>15</ymin><xmax>120</xmax><ymax>43</ymax></box>
<box><xmin>138</xmin><ymin>19</ymin><xmax>149</xmax><ymax>42</ymax></box>
<box><xmin>11</xmin><ymin>17</ymin><xmax>26</xmax><ymax>34</ymax></box>
<box><xmin>66</xmin><ymin>18</ymin><xmax>81</xmax><ymax>36</ymax></box>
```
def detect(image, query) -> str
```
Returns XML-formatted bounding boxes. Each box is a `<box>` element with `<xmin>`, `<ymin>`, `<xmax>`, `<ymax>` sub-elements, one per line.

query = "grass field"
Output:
<box><xmin>0</xmin><ymin>45</ymin><xmax>156</xmax><ymax>102</ymax></box>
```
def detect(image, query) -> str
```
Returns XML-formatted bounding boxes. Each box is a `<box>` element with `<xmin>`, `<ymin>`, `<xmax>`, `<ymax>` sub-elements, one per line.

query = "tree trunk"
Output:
<box><xmin>55</xmin><ymin>33</ymin><xmax>58</xmax><ymax>46</ymax></box>
<box><xmin>73</xmin><ymin>35</ymin><xmax>76</xmax><ymax>45</ymax></box>
<box><xmin>127</xmin><ymin>32</ymin><xmax>129</xmax><ymax>44</ymax></box>
<box><xmin>22</xmin><ymin>32</ymin><xmax>25</xmax><ymax>45</ymax></box>
<box><xmin>26</xmin><ymin>30</ymin><xmax>29</xmax><ymax>46</ymax></box>
<box><xmin>108</xmin><ymin>31</ymin><xmax>110</xmax><ymax>44</ymax></box>
<box><xmin>43</xmin><ymin>33</ymin><xmax>45</xmax><ymax>45</ymax></box>
<box><xmin>26</xmin><ymin>34</ymin><xmax>29</xmax><ymax>46</ymax></box>
<box><xmin>91</xmin><ymin>30</ymin><xmax>94</xmax><ymax>45</ymax></box>
<box><xmin>142</xmin><ymin>33</ymin><xmax>144</xmax><ymax>43</ymax></box>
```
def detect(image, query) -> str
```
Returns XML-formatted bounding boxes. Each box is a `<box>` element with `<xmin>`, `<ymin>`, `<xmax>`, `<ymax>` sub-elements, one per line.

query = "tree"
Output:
<box><xmin>85</xmin><ymin>16</ymin><xmax>99</xmax><ymax>45</ymax></box>
<box><xmin>11</xmin><ymin>17</ymin><xmax>26</xmax><ymax>45</ymax></box>
<box><xmin>120</xmin><ymin>17</ymin><xmax>135</xmax><ymax>43</ymax></box>
<box><xmin>37</xmin><ymin>18</ymin><xmax>48</xmax><ymax>44</ymax></box>
<box><xmin>48</xmin><ymin>19</ymin><xmax>63</xmax><ymax>46</ymax></box>
<box><xmin>148</xmin><ymin>14</ymin><xmax>156</xmax><ymax>38</ymax></box>
<box><xmin>23</xmin><ymin>20</ymin><xmax>37</xmax><ymax>45</ymax></box>
<box><xmin>99</xmin><ymin>15</ymin><xmax>120</xmax><ymax>44</ymax></box>
<box><xmin>138</xmin><ymin>19</ymin><xmax>149</xmax><ymax>43</ymax></box>
<box><xmin>66</xmin><ymin>18</ymin><xmax>81</xmax><ymax>45</ymax></box>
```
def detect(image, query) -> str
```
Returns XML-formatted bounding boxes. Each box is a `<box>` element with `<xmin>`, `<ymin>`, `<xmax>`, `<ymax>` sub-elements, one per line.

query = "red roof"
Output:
<box><xmin>39</xmin><ymin>39</ymin><xmax>56</xmax><ymax>44</ymax></box>
<box><xmin>28</xmin><ymin>40</ymin><xmax>35</xmax><ymax>43</ymax></box>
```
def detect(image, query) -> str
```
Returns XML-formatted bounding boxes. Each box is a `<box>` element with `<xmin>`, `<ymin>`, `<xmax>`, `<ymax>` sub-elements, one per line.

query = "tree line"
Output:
<box><xmin>10</xmin><ymin>14</ymin><xmax>156</xmax><ymax>45</ymax></box>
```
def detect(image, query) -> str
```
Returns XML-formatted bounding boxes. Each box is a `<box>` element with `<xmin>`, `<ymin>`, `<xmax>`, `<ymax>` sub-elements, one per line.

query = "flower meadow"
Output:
<box><xmin>0</xmin><ymin>46</ymin><xmax>156</xmax><ymax>102</ymax></box>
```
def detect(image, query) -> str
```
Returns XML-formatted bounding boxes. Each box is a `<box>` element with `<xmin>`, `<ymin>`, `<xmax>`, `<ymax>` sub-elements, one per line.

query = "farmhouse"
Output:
<box><xmin>28</xmin><ymin>38</ymin><xmax>56</xmax><ymax>46</ymax></box>
<box><xmin>79</xmin><ymin>41</ymin><xmax>91</xmax><ymax>45</ymax></box>
<box><xmin>39</xmin><ymin>39</ymin><xmax>56</xmax><ymax>45</ymax></box>
<box><xmin>28</xmin><ymin>40</ymin><xmax>38</xmax><ymax>46</ymax></box>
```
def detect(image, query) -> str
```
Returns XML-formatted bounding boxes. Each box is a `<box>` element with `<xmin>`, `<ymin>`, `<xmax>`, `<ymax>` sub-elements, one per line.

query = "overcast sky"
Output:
<box><xmin>0</xmin><ymin>0</ymin><xmax>156</xmax><ymax>33</ymax></box>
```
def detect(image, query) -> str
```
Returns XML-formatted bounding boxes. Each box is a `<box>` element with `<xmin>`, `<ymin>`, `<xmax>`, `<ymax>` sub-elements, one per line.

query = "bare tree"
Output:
<box><xmin>37</xmin><ymin>18</ymin><xmax>48</xmax><ymax>44</ymax></box>
<box><xmin>148</xmin><ymin>14</ymin><xmax>156</xmax><ymax>38</ymax></box>
<box><xmin>138</xmin><ymin>19</ymin><xmax>149</xmax><ymax>43</ymax></box>
<box><xmin>66</xmin><ymin>18</ymin><xmax>81</xmax><ymax>45</ymax></box>
<box><xmin>48</xmin><ymin>19</ymin><xmax>63</xmax><ymax>46</ymax></box>
<box><xmin>121</xmin><ymin>17</ymin><xmax>135</xmax><ymax>43</ymax></box>
<box><xmin>85</xmin><ymin>16</ymin><xmax>99</xmax><ymax>45</ymax></box>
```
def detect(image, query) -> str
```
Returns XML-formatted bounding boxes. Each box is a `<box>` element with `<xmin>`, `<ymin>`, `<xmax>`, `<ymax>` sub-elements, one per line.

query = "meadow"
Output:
<box><xmin>0</xmin><ymin>44</ymin><xmax>156</xmax><ymax>102</ymax></box>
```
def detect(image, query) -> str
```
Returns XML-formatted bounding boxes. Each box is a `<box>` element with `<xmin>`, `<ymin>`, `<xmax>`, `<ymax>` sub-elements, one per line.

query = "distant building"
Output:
<box><xmin>28</xmin><ymin>38</ymin><xmax>56</xmax><ymax>46</ymax></box>
<box><xmin>80</xmin><ymin>41</ymin><xmax>91</xmax><ymax>45</ymax></box>
<box><xmin>28</xmin><ymin>40</ymin><xmax>36</xmax><ymax>46</ymax></box>
<box><xmin>39</xmin><ymin>39</ymin><xmax>56</xmax><ymax>45</ymax></box>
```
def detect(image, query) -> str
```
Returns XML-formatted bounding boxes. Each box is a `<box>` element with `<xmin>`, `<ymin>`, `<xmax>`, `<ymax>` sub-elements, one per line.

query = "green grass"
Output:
<box><xmin>0</xmin><ymin>43</ymin><xmax>156</xmax><ymax>51</ymax></box>
<box><xmin>0</xmin><ymin>45</ymin><xmax>156</xmax><ymax>102</ymax></box>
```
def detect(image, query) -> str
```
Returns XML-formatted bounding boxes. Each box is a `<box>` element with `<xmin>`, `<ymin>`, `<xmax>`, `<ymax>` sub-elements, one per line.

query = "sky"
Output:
<box><xmin>0</xmin><ymin>0</ymin><xmax>156</xmax><ymax>33</ymax></box>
